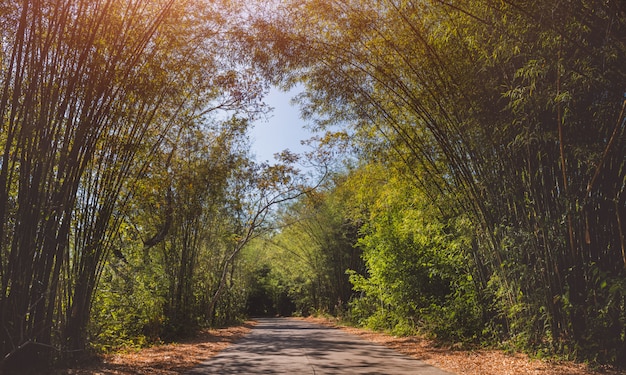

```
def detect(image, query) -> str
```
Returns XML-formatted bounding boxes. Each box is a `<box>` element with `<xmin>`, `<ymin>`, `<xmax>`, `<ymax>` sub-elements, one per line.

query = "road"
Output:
<box><xmin>189</xmin><ymin>318</ymin><xmax>454</xmax><ymax>374</ymax></box>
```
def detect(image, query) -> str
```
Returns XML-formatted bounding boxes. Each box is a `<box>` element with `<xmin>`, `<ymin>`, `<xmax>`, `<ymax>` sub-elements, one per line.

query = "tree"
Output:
<box><xmin>0</xmin><ymin>0</ymin><xmax>265</xmax><ymax>369</ymax></box>
<box><xmin>204</xmin><ymin>149</ymin><xmax>316</xmax><ymax>323</ymax></box>
<box><xmin>344</xmin><ymin>162</ymin><xmax>481</xmax><ymax>339</ymax></box>
<box><xmin>246</xmin><ymin>170</ymin><xmax>363</xmax><ymax>317</ymax></box>
<box><xmin>244</xmin><ymin>0</ymin><xmax>626</xmax><ymax>363</ymax></box>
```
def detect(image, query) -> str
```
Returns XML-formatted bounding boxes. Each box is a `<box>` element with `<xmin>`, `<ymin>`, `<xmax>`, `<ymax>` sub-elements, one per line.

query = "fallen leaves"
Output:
<box><xmin>56</xmin><ymin>318</ymin><xmax>621</xmax><ymax>375</ymax></box>
<box><xmin>56</xmin><ymin>322</ymin><xmax>255</xmax><ymax>375</ymax></box>
<box><xmin>303</xmin><ymin>317</ymin><xmax>620</xmax><ymax>375</ymax></box>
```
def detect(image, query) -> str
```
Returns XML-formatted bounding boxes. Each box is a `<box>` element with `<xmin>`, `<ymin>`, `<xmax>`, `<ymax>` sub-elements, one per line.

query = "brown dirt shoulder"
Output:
<box><xmin>53</xmin><ymin>318</ymin><xmax>622</xmax><ymax>375</ymax></box>
<box><xmin>54</xmin><ymin>321</ymin><xmax>256</xmax><ymax>375</ymax></box>
<box><xmin>300</xmin><ymin>317</ymin><xmax>621</xmax><ymax>375</ymax></box>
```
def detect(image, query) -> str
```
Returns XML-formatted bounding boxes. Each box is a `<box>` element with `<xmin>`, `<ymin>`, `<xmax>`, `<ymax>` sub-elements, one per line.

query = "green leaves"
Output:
<box><xmin>248</xmin><ymin>0</ymin><xmax>626</xmax><ymax>364</ymax></box>
<box><xmin>0</xmin><ymin>0</ymin><xmax>271</xmax><ymax>366</ymax></box>
<box><xmin>346</xmin><ymin>161</ymin><xmax>479</xmax><ymax>338</ymax></box>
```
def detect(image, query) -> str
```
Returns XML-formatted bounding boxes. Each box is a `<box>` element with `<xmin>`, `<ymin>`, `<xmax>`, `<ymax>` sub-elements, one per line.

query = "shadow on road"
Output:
<box><xmin>190</xmin><ymin>318</ymin><xmax>453</xmax><ymax>374</ymax></box>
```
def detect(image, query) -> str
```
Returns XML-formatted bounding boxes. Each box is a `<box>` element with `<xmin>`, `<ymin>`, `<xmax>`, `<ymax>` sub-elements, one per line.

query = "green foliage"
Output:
<box><xmin>0</xmin><ymin>1</ymin><xmax>272</xmax><ymax>368</ymax></box>
<box><xmin>90</xmin><ymin>260</ymin><xmax>167</xmax><ymax>352</ymax></box>
<box><xmin>1</xmin><ymin>0</ymin><xmax>624</xmax><ymax>369</ymax></box>
<box><xmin>343</xmin><ymin>164</ymin><xmax>482</xmax><ymax>341</ymax></box>
<box><xmin>244</xmin><ymin>173</ymin><xmax>363</xmax><ymax>318</ymax></box>
<box><xmin>247</xmin><ymin>0</ymin><xmax>626</xmax><ymax>366</ymax></box>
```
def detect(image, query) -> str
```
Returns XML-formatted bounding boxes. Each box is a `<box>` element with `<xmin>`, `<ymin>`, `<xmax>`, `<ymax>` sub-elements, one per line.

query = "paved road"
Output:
<box><xmin>189</xmin><ymin>318</ymin><xmax>454</xmax><ymax>374</ymax></box>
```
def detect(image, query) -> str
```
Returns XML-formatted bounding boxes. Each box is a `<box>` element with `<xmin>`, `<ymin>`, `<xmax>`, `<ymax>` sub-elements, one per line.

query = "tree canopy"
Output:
<box><xmin>1</xmin><ymin>0</ymin><xmax>625</xmax><ymax>371</ymax></box>
<box><xmin>241</xmin><ymin>0</ymin><xmax>626</xmax><ymax>365</ymax></box>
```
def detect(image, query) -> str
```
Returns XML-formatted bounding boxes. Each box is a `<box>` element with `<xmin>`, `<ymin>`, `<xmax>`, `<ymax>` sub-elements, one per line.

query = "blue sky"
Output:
<box><xmin>249</xmin><ymin>87</ymin><xmax>316</xmax><ymax>163</ymax></box>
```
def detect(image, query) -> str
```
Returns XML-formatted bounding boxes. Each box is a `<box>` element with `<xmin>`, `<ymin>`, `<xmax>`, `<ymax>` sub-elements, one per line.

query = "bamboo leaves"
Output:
<box><xmin>247</xmin><ymin>0</ymin><xmax>626</xmax><ymax>363</ymax></box>
<box><xmin>0</xmin><ymin>0</ymin><xmax>264</xmax><ymax>369</ymax></box>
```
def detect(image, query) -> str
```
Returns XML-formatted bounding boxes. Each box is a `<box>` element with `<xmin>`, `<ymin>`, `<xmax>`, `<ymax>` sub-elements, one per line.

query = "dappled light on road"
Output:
<box><xmin>190</xmin><ymin>318</ymin><xmax>452</xmax><ymax>374</ymax></box>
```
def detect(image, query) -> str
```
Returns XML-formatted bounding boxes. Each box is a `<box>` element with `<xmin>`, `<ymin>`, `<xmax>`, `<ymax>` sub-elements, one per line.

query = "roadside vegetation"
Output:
<box><xmin>240</xmin><ymin>0</ymin><xmax>626</xmax><ymax>369</ymax></box>
<box><xmin>0</xmin><ymin>1</ymin><xmax>303</xmax><ymax>371</ymax></box>
<box><xmin>1</xmin><ymin>0</ymin><xmax>624</xmax><ymax>373</ymax></box>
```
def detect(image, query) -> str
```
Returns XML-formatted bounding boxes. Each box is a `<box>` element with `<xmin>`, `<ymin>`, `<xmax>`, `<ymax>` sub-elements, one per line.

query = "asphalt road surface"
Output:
<box><xmin>189</xmin><ymin>318</ymin><xmax>454</xmax><ymax>374</ymax></box>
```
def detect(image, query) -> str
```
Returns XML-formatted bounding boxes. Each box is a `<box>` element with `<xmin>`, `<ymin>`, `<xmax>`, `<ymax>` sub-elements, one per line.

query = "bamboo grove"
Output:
<box><xmin>1</xmin><ymin>0</ymin><xmax>625</xmax><ymax>371</ymax></box>
<box><xmin>0</xmin><ymin>0</ymin><xmax>312</xmax><ymax>371</ymax></box>
<box><xmin>241</xmin><ymin>0</ymin><xmax>626</xmax><ymax>365</ymax></box>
